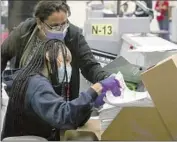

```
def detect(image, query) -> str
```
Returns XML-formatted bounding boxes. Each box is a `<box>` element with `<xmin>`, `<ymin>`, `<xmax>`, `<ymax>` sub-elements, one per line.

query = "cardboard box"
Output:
<box><xmin>101</xmin><ymin>107</ymin><xmax>172</xmax><ymax>140</ymax></box>
<box><xmin>75</xmin><ymin>55</ymin><xmax>177</xmax><ymax>140</ymax></box>
<box><xmin>100</xmin><ymin>54</ymin><xmax>177</xmax><ymax>140</ymax></box>
<box><xmin>141</xmin><ymin>54</ymin><xmax>177</xmax><ymax>140</ymax></box>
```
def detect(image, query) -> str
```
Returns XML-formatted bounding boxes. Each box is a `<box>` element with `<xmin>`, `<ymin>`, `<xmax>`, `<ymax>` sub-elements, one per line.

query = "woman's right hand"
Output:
<box><xmin>92</xmin><ymin>76</ymin><xmax>122</xmax><ymax>107</ymax></box>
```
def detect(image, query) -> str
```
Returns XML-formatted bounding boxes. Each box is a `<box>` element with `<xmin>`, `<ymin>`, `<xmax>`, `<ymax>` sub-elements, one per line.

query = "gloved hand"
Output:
<box><xmin>94</xmin><ymin>76</ymin><xmax>121</xmax><ymax>107</ymax></box>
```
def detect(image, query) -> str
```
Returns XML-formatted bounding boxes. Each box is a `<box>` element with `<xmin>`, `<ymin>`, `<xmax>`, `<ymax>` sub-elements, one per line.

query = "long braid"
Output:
<box><xmin>60</xmin><ymin>44</ymin><xmax>69</xmax><ymax>100</ymax></box>
<box><xmin>5</xmin><ymin>39</ymin><xmax>68</xmax><ymax>135</ymax></box>
<box><xmin>6</xmin><ymin>45</ymin><xmax>45</xmax><ymax>134</ymax></box>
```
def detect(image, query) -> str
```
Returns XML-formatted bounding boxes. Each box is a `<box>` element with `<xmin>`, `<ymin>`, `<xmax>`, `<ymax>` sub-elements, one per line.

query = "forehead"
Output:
<box><xmin>44</xmin><ymin>11</ymin><xmax>67</xmax><ymax>25</ymax></box>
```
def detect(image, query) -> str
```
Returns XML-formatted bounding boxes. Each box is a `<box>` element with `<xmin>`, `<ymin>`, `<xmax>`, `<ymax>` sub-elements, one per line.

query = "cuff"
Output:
<box><xmin>86</xmin><ymin>88</ymin><xmax>98</xmax><ymax>101</ymax></box>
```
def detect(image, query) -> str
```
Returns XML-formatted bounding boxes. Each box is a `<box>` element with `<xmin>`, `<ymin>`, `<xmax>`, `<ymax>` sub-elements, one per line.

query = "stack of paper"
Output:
<box><xmin>99</xmin><ymin>72</ymin><xmax>154</xmax><ymax>132</ymax></box>
<box><xmin>99</xmin><ymin>104</ymin><xmax>122</xmax><ymax>131</ymax></box>
<box><xmin>104</xmin><ymin>90</ymin><xmax>153</xmax><ymax>107</ymax></box>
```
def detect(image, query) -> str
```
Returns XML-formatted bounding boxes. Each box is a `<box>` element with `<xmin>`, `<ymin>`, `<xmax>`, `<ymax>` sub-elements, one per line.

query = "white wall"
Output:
<box><xmin>68</xmin><ymin>1</ymin><xmax>87</xmax><ymax>28</ymax></box>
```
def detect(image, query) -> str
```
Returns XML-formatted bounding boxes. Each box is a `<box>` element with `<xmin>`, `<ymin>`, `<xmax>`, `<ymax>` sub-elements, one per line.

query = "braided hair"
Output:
<box><xmin>5</xmin><ymin>39</ymin><xmax>68</xmax><ymax>135</ymax></box>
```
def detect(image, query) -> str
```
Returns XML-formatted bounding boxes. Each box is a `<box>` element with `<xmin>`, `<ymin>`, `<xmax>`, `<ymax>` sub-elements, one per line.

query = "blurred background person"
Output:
<box><xmin>120</xmin><ymin>2</ymin><xmax>129</xmax><ymax>17</ymax></box>
<box><xmin>155</xmin><ymin>0</ymin><xmax>169</xmax><ymax>40</ymax></box>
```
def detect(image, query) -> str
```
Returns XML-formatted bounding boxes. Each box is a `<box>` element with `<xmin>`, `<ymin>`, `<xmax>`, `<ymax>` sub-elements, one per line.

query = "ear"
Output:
<box><xmin>45</xmin><ymin>52</ymin><xmax>50</xmax><ymax>61</ymax></box>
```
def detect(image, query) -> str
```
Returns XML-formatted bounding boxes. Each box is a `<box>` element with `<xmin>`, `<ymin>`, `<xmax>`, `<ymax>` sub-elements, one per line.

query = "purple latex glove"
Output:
<box><xmin>94</xmin><ymin>76</ymin><xmax>121</xmax><ymax>107</ymax></box>
<box><xmin>100</xmin><ymin>76</ymin><xmax>121</xmax><ymax>96</ymax></box>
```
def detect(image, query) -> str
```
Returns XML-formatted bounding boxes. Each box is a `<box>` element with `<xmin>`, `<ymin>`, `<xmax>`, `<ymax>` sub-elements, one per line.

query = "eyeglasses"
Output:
<box><xmin>43</xmin><ymin>20</ymin><xmax>69</xmax><ymax>31</ymax></box>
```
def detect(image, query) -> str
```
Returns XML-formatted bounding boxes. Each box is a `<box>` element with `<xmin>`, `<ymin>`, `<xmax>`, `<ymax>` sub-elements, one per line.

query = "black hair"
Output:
<box><xmin>20</xmin><ymin>1</ymin><xmax>70</xmax><ymax>40</ymax></box>
<box><xmin>34</xmin><ymin>1</ymin><xmax>71</xmax><ymax>22</ymax></box>
<box><xmin>5</xmin><ymin>39</ymin><xmax>68</xmax><ymax>135</ymax></box>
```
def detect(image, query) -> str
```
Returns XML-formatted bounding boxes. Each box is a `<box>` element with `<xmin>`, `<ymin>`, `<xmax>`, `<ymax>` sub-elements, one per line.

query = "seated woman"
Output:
<box><xmin>1</xmin><ymin>39</ymin><xmax>121</xmax><ymax>141</ymax></box>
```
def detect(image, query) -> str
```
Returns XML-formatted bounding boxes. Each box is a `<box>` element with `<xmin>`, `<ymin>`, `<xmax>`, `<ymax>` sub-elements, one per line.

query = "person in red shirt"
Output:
<box><xmin>155</xmin><ymin>0</ymin><xmax>169</xmax><ymax>40</ymax></box>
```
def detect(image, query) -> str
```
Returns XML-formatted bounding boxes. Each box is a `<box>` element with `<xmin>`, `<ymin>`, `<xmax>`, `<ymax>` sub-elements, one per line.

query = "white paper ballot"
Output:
<box><xmin>99</xmin><ymin>72</ymin><xmax>154</xmax><ymax>131</ymax></box>
<box><xmin>104</xmin><ymin>90</ymin><xmax>150</xmax><ymax>105</ymax></box>
<box><xmin>99</xmin><ymin>103</ymin><xmax>116</xmax><ymax>112</ymax></box>
<box><xmin>99</xmin><ymin>104</ymin><xmax>122</xmax><ymax>131</ymax></box>
<box><xmin>103</xmin><ymin>72</ymin><xmax>153</xmax><ymax>106</ymax></box>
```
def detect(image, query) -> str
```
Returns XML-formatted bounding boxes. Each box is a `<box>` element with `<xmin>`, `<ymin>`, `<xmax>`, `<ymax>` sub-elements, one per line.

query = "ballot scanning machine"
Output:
<box><xmin>80</xmin><ymin>17</ymin><xmax>151</xmax><ymax>92</ymax></box>
<box><xmin>80</xmin><ymin>15</ymin><xmax>177</xmax><ymax>93</ymax></box>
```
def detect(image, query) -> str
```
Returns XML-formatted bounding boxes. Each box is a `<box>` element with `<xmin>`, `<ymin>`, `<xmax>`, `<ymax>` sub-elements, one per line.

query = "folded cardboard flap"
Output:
<box><xmin>101</xmin><ymin>107</ymin><xmax>172</xmax><ymax>141</ymax></box>
<box><xmin>64</xmin><ymin>130</ymin><xmax>99</xmax><ymax>141</ymax></box>
<box><xmin>141</xmin><ymin>54</ymin><xmax>177</xmax><ymax>140</ymax></box>
<box><xmin>77</xmin><ymin>119</ymin><xmax>101</xmax><ymax>140</ymax></box>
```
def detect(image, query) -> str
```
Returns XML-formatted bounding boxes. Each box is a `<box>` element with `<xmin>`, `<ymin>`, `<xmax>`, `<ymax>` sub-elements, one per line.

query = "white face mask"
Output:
<box><xmin>58</xmin><ymin>63</ymin><xmax>72</xmax><ymax>83</ymax></box>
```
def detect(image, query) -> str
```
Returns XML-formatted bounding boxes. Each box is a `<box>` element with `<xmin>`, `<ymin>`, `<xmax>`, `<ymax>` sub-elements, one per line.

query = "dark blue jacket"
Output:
<box><xmin>1</xmin><ymin>74</ymin><xmax>98</xmax><ymax>140</ymax></box>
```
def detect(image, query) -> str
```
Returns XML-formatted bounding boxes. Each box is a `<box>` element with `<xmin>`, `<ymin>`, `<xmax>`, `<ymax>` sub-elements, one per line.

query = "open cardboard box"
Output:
<box><xmin>79</xmin><ymin>54</ymin><xmax>177</xmax><ymax>140</ymax></box>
